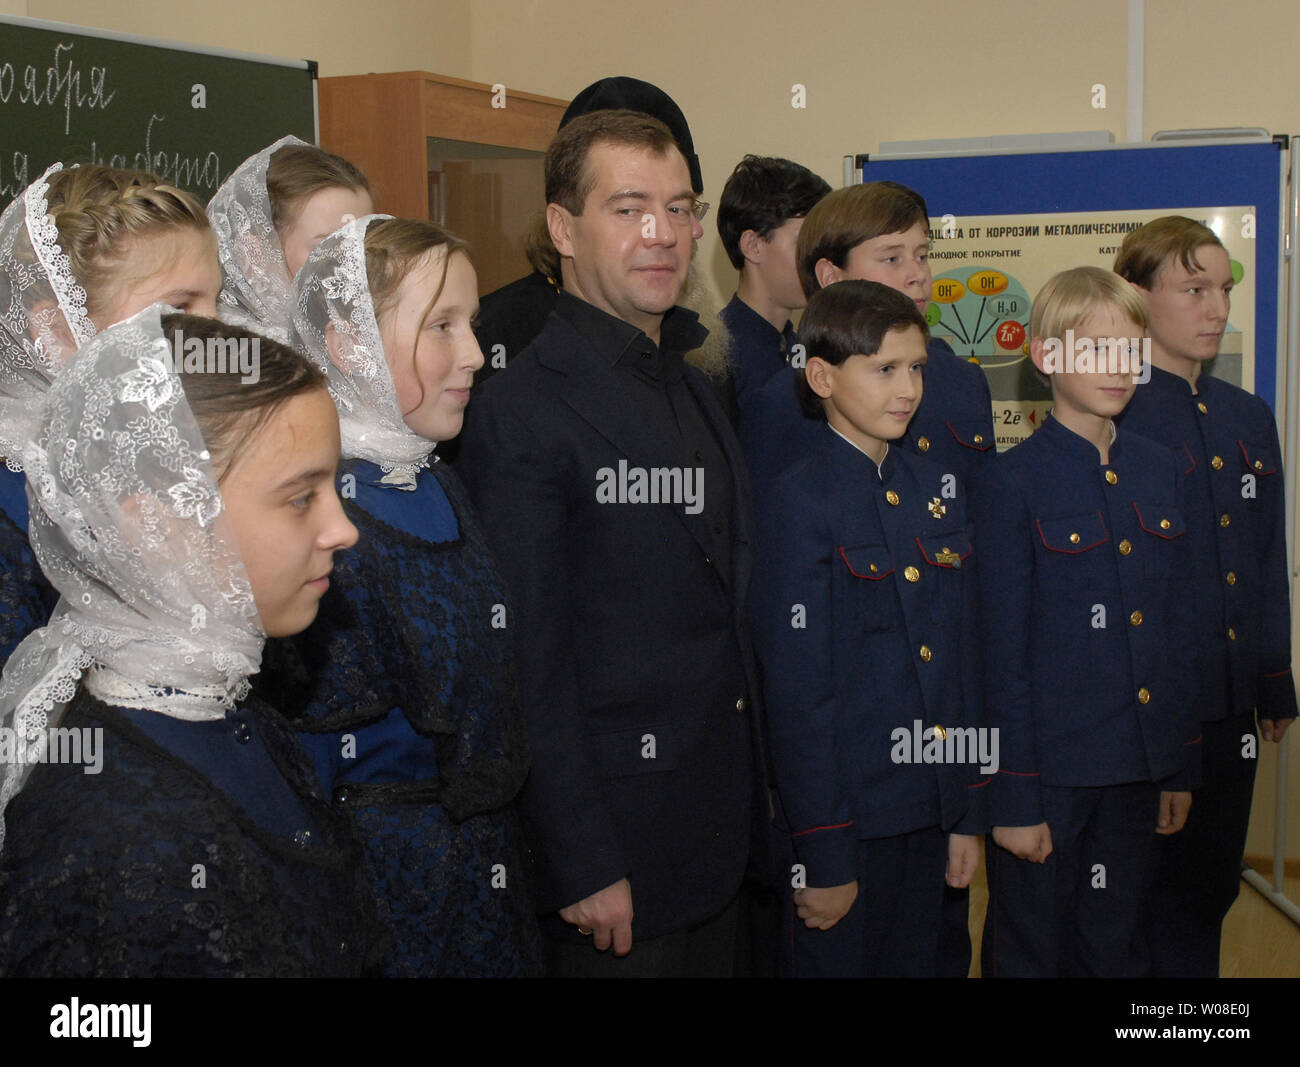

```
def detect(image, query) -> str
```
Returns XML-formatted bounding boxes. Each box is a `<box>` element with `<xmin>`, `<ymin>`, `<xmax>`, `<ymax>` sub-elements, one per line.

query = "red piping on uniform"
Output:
<box><xmin>792</xmin><ymin>820</ymin><xmax>853</xmax><ymax>837</ymax></box>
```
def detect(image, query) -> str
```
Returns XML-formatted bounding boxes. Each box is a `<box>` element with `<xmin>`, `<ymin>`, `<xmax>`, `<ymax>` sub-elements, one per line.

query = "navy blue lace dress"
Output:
<box><xmin>0</xmin><ymin>690</ymin><xmax>383</xmax><ymax>976</ymax></box>
<box><xmin>257</xmin><ymin>458</ymin><xmax>542</xmax><ymax>977</ymax></box>
<box><xmin>0</xmin><ymin>467</ymin><xmax>58</xmax><ymax>666</ymax></box>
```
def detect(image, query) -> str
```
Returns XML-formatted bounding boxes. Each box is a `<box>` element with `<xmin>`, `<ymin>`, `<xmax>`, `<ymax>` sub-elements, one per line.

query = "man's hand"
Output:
<box><xmin>1261</xmin><ymin>718</ymin><xmax>1293</xmax><ymax>743</ymax></box>
<box><xmin>992</xmin><ymin>822</ymin><xmax>1053</xmax><ymax>863</ymax></box>
<box><xmin>946</xmin><ymin>834</ymin><xmax>980</xmax><ymax>888</ymax></box>
<box><xmin>1156</xmin><ymin>791</ymin><xmax>1192</xmax><ymax>835</ymax></box>
<box><xmin>793</xmin><ymin>881</ymin><xmax>858</xmax><ymax>930</ymax></box>
<box><xmin>559</xmin><ymin>878</ymin><xmax>633</xmax><ymax>954</ymax></box>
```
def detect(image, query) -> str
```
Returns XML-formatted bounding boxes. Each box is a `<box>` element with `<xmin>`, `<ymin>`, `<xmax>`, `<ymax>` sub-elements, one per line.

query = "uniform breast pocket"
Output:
<box><xmin>1131</xmin><ymin>501</ymin><xmax>1187</xmax><ymax>580</ymax></box>
<box><xmin>1035</xmin><ymin>510</ymin><xmax>1111</xmax><ymax>589</ymax></box>
<box><xmin>839</xmin><ymin>544</ymin><xmax>900</xmax><ymax>634</ymax></box>
<box><xmin>1239</xmin><ymin>440</ymin><xmax>1278</xmax><ymax>511</ymax></box>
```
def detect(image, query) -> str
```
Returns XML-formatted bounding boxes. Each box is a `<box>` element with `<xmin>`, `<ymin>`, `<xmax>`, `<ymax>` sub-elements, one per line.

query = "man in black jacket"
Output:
<box><xmin>458</xmin><ymin>109</ymin><xmax>767</xmax><ymax>977</ymax></box>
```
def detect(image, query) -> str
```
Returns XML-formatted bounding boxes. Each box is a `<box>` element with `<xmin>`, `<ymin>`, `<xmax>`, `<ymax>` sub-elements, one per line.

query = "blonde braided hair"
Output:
<box><xmin>43</xmin><ymin>165</ymin><xmax>211</xmax><ymax>320</ymax></box>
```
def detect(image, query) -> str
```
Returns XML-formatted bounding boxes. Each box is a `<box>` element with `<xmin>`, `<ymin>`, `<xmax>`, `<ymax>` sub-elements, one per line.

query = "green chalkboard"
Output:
<box><xmin>0</xmin><ymin>15</ymin><xmax>316</xmax><ymax>212</ymax></box>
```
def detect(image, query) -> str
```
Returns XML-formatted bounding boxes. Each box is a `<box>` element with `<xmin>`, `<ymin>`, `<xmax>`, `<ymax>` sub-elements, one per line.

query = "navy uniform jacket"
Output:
<box><xmin>974</xmin><ymin>415</ymin><xmax>1203</xmax><ymax>827</ymax></box>
<box><xmin>750</xmin><ymin>424</ymin><xmax>986</xmax><ymax>888</ymax></box>
<box><xmin>744</xmin><ymin>337</ymin><xmax>994</xmax><ymax>494</ymax></box>
<box><xmin>457</xmin><ymin>295</ymin><xmax>767</xmax><ymax>941</ymax></box>
<box><xmin>1118</xmin><ymin>366</ymin><xmax>1298</xmax><ymax>725</ymax></box>
<box><xmin>719</xmin><ymin>293</ymin><xmax>797</xmax><ymax>425</ymax></box>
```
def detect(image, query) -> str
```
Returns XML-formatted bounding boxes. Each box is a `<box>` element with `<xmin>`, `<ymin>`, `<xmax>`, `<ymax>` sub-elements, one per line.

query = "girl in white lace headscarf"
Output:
<box><xmin>0</xmin><ymin>306</ymin><xmax>377</xmax><ymax>975</ymax></box>
<box><xmin>208</xmin><ymin>136</ymin><xmax>372</xmax><ymax>342</ymax></box>
<box><xmin>272</xmin><ymin>215</ymin><xmax>542</xmax><ymax>975</ymax></box>
<box><xmin>0</xmin><ymin>163</ymin><xmax>221</xmax><ymax>664</ymax></box>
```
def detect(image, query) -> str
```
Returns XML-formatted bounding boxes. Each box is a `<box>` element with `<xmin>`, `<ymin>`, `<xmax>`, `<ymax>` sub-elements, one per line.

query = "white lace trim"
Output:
<box><xmin>24</xmin><ymin>164</ymin><xmax>95</xmax><ymax>348</ymax></box>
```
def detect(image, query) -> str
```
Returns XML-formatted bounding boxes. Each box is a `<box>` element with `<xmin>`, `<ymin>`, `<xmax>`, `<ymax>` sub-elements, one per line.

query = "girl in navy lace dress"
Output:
<box><xmin>0</xmin><ymin>163</ymin><xmax>222</xmax><ymax>665</ymax></box>
<box><xmin>263</xmin><ymin>214</ymin><xmax>542</xmax><ymax>976</ymax></box>
<box><xmin>0</xmin><ymin>309</ymin><xmax>377</xmax><ymax>976</ymax></box>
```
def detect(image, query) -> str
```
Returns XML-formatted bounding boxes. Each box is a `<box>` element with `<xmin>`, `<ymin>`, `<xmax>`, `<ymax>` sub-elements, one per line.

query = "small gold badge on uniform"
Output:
<box><xmin>935</xmin><ymin>547</ymin><xmax>961</xmax><ymax>568</ymax></box>
<box><xmin>928</xmin><ymin>497</ymin><xmax>946</xmax><ymax>519</ymax></box>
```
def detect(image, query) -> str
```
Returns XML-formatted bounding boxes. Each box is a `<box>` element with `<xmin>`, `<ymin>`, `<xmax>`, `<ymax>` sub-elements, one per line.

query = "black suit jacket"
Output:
<box><xmin>458</xmin><ymin>295</ymin><xmax>768</xmax><ymax>941</ymax></box>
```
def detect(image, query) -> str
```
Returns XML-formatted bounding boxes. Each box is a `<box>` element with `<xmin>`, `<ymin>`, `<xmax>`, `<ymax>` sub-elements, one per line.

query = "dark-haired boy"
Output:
<box><xmin>716</xmin><ymin>155</ymin><xmax>830</xmax><ymax>451</ymax></box>
<box><xmin>1114</xmin><ymin>217</ymin><xmax>1297</xmax><ymax>977</ymax></box>
<box><xmin>749</xmin><ymin>279</ymin><xmax>985</xmax><ymax>977</ymax></box>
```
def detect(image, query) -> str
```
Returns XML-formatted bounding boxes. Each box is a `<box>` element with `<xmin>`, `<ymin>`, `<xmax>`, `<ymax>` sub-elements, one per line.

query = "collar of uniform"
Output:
<box><xmin>554</xmin><ymin>290</ymin><xmax>707</xmax><ymax>374</ymax></box>
<box><xmin>827</xmin><ymin>422</ymin><xmax>894</xmax><ymax>481</ymax></box>
<box><xmin>1143</xmin><ymin>362</ymin><xmax>1200</xmax><ymax>399</ymax></box>
<box><xmin>1041</xmin><ymin>410</ymin><xmax>1122</xmax><ymax>462</ymax></box>
<box><xmin>720</xmin><ymin>293</ymin><xmax>793</xmax><ymax>355</ymax></box>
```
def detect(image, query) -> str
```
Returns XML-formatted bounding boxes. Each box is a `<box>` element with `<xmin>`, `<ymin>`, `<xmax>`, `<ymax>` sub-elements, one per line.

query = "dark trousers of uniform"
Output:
<box><xmin>787</xmin><ymin>826</ymin><xmax>947</xmax><ymax>978</ymax></box>
<box><xmin>1147</xmin><ymin>709</ymin><xmax>1258</xmax><ymax>978</ymax></box>
<box><xmin>982</xmin><ymin>782</ymin><xmax>1160</xmax><ymax>978</ymax></box>
<box><xmin>936</xmin><ymin>886</ymin><xmax>972</xmax><ymax>977</ymax></box>
<box><xmin>544</xmin><ymin>895</ymin><xmax>740</xmax><ymax>978</ymax></box>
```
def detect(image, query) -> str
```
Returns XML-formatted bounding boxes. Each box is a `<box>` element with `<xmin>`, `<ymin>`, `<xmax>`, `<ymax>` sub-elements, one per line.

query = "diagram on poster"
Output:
<box><xmin>926</xmin><ymin>206</ymin><xmax>1254</xmax><ymax>449</ymax></box>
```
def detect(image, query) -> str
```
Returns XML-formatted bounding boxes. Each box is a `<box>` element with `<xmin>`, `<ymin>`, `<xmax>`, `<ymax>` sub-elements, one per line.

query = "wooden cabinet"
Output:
<box><xmin>319</xmin><ymin>71</ymin><xmax>568</xmax><ymax>295</ymax></box>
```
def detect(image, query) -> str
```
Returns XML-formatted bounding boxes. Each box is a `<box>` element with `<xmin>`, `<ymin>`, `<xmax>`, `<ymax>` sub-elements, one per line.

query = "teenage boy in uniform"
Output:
<box><xmin>789</xmin><ymin>181</ymin><xmax>995</xmax><ymax>489</ymax></box>
<box><xmin>715</xmin><ymin>155</ymin><xmax>830</xmax><ymax>474</ymax></box>
<box><xmin>977</xmin><ymin>266</ymin><xmax>1202</xmax><ymax>978</ymax></box>
<box><xmin>749</xmin><ymin>279</ymin><xmax>985</xmax><ymax>977</ymax></box>
<box><xmin>1114</xmin><ymin>217</ymin><xmax>1297</xmax><ymax>977</ymax></box>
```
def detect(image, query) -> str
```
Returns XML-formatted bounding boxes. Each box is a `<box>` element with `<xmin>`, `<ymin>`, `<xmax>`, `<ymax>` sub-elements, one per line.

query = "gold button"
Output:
<box><xmin>920</xmin><ymin>645</ymin><xmax>932</xmax><ymax>662</ymax></box>
<box><xmin>904</xmin><ymin>565</ymin><xmax>920</xmax><ymax>583</ymax></box>
<box><xmin>973</xmin><ymin>434</ymin><xmax>984</xmax><ymax>444</ymax></box>
<box><xmin>1211</xmin><ymin>455</ymin><xmax>1224</xmax><ymax>470</ymax></box>
<box><xmin>1130</xmin><ymin>610</ymin><xmax>1143</xmax><ymax>626</ymax></box>
<box><xmin>917</xmin><ymin>436</ymin><xmax>930</xmax><ymax>452</ymax></box>
<box><xmin>1228</xmin><ymin>628</ymin><xmax>1236</xmax><ymax>641</ymax></box>
<box><xmin>736</xmin><ymin>697</ymin><xmax>747</xmax><ymax>712</ymax></box>
<box><xmin>1160</xmin><ymin>518</ymin><xmax>1171</xmax><ymax>530</ymax></box>
<box><xmin>886</xmin><ymin>490</ymin><xmax>900</xmax><ymax>506</ymax></box>
<box><xmin>1069</xmin><ymin>532</ymin><xmax>1080</xmax><ymax>544</ymax></box>
<box><xmin>1226</xmin><ymin>571</ymin><xmax>1236</xmax><ymax>585</ymax></box>
<box><xmin>1137</xmin><ymin>687</ymin><xmax>1151</xmax><ymax>704</ymax></box>
<box><xmin>1105</xmin><ymin>470</ymin><xmax>1118</xmax><ymax>485</ymax></box>
<box><xmin>934</xmin><ymin>724</ymin><xmax>947</xmax><ymax>740</ymax></box>
<box><xmin>869</xmin><ymin>563</ymin><xmax>878</xmax><ymax>574</ymax></box>
<box><xmin>1254</xmin><ymin>459</ymin><xmax>1263</xmax><ymax>470</ymax></box>
<box><xmin>1220</xmin><ymin>513</ymin><xmax>1231</xmax><ymax>527</ymax></box>
<box><xmin>1197</xmin><ymin>402</ymin><xmax>1208</xmax><ymax>414</ymax></box>
<box><xmin>1118</xmin><ymin>539</ymin><xmax>1132</xmax><ymax>555</ymax></box>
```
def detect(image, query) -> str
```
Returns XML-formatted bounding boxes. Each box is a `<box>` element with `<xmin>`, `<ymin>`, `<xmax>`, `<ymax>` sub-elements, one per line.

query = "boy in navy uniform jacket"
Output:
<box><xmin>750</xmin><ymin>280</ymin><xmax>986</xmax><ymax>978</ymax></box>
<box><xmin>977</xmin><ymin>267</ymin><xmax>1203</xmax><ymax>978</ymax></box>
<box><xmin>715</xmin><ymin>155</ymin><xmax>830</xmax><ymax>478</ymax></box>
<box><xmin>1114</xmin><ymin>217</ymin><xmax>1297</xmax><ymax>977</ymax></box>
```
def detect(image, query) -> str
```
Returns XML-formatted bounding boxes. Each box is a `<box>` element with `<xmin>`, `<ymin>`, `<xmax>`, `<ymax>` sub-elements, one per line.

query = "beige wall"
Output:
<box><xmin>6</xmin><ymin>0</ymin><xmax>1300</xmax><ymax>863</ymax></box>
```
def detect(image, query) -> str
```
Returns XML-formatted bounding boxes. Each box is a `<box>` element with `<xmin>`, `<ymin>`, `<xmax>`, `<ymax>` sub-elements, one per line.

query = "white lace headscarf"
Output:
<box><xmin>0</xmin><ymin>163</ymin><xmax>97</xmax><ymax>470</ymax></box>
<box><xmin>207</xmin><ymin>134</ymin><xmax>308</xmax><ymax>343</ymax></box>
<box><xmin>0</xmin><ymin>303</ymin><xmax>263</xmax><ymax>848</ymax></box>
<box><xmin>290</xmin><ymin>214</ymin><xmax>435</xmax><ymax>488</ymax></box>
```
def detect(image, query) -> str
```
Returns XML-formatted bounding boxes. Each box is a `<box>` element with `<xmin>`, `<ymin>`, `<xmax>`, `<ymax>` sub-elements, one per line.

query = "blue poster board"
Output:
<box><xmin>860</xmin><ymin>140</ymin><xmax>1286</xmax><ymax>406</ymax></box>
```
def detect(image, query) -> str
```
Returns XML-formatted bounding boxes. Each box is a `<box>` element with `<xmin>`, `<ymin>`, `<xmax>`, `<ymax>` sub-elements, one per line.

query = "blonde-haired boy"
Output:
<box><xmin>975</xmin><ymin>266</ymin><xmax>1202</xmax><ymax>977</ymax></box>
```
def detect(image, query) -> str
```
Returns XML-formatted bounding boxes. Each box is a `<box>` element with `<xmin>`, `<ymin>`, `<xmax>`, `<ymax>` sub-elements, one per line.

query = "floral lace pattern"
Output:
<box><xmin>0</xmin><ymin>305</ymin><xmax>262</xmax><ymax>849</ymax></box>
<box><xmin>290</xmin><ymin>215</ymin><xmax>435</xmax><ymax>484</ymax></box>
<box><xmin>0</xmin><ymin>163</ymin><xmax>96</xmax><ymax>468</ymax></box>
<box><xmin>207</xmin><ymin>135</ymin><xmax>306</xmax><ymax>337</ymax></box>
<box><xmin>0</xmin><ymin>691</ymin><xmax>383</xmax><ymax>976</ymax></box>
